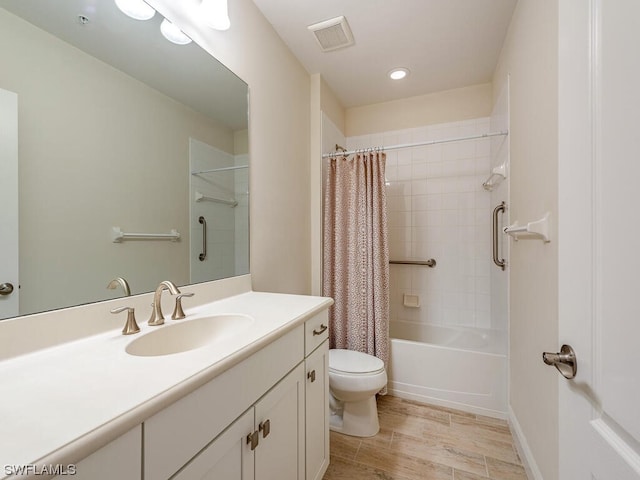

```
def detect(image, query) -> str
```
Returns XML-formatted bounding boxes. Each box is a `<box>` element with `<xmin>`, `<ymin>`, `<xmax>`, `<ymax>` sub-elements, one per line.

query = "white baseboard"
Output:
<box><xmin>508</xmin><ymin>405</ymin><xmax>544</xmax><ymax>480</ymax></box>
<box><xmin>388</xmin><ymin>385</ymin><xmax>508</xmax><ymax>420</ymax></box>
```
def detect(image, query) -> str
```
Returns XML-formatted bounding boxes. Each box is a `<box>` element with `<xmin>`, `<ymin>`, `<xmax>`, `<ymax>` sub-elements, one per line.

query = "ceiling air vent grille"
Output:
<box><xmin>307</xmin><ymin>16</ymin><xmax>354</xmax><ymax>52</ymax></box>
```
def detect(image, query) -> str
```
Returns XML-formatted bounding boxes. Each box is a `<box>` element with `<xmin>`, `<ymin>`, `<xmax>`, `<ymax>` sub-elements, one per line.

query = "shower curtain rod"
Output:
<box><xmin>322</xmin><ymin>130</ymin><xmax>508</xmax><ymax>158</ymax></box>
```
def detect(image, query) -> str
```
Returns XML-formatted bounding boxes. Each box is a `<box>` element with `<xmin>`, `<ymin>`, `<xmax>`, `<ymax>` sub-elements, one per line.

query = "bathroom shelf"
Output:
<box><xmin>195</xmin><ymin>191</ymin><xmax>238</xmax><ymax>207</ymax></box>
<box><xmin>503</xmin><ymin>213</ymin><xmax>550</xmax><ymax>242</ymax></box>
<box><xmin>112</xmin><ymin>227</ymin><xmax>180</xmax><ymax>243</ymax></box>
<box><xmin>482</xmin><ymin>162</ymin><xmax>507</xmax><ymax>191</ymax></box>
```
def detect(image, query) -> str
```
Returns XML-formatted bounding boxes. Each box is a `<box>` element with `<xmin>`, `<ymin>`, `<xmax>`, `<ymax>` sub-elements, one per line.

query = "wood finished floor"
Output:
<box><xmin>323</xmin><ymin>395</ymin><xmax>528</xmax><ymax>480</ymax></box>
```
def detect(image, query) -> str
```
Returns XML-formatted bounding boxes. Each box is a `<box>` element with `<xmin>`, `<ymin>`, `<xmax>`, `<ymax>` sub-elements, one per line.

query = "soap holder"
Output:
<box><xmin>403</xmin><ymin>294</ymin><xmax>420</xmax><ymax>308</ymax></box>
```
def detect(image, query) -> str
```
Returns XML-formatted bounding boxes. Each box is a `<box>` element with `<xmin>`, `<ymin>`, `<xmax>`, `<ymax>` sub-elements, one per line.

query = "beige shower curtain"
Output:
<box><xmin>323</xmin><ymin>151</ymin><xmax>390</xmax><ymax>385</ymax></box>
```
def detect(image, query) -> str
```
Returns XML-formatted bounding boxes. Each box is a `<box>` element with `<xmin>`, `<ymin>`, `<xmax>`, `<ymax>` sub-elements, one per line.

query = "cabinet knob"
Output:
<box><xmin>259</xmin><ymin>419</ymin><xmax>271</xmax><ymax>438</ymax></box>
<box><xmin>307</xmin><ymin>370</ymin><xmax>316</xmax><ymax>382</ymax></box>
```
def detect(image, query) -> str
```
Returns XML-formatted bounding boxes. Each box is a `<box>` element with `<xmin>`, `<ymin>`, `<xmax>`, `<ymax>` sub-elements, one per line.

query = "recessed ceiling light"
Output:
<box><xmin>114</xmin><ymin>0</ymin><xmax>155</xmax><ymax>21</ymax></box>
<box><xmin>201</xmin><ymin>0</ymin><xmax>231</xmax><ymax>31</ymax></box>
<box><xmin>160</xmin><ymin>18</ymin><xmax>192</xmax><ymax>45</ymax></box>
<box><xmin>389</xmin><ymin>68</ymin><xmax>410</xmax><ymax>80</ymax></box>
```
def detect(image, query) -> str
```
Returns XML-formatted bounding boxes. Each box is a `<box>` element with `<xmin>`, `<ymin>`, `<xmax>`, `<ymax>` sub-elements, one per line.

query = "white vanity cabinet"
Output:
<box><xmin>173</xmin><ymin>363</ymin><xmax>305</xmax><ymax>480</ymax></box>
<box><xmin>144</xmin><ymin>325</ymin><xmax>305</xmax><ymax>479</ymax></box>
<box><xmin>163</xmin><ymin>312</ymin><xmax>330</xmax><ymax>480</ymax></box>
<box><xmin>50</xmin><ymin>308</ymin><xmax>330</xmax><ymax>480</ymax></box>
<box><xmin>0</xmin><ymin>285</ymin><xmax>334</xmax><ymax>480</ymax></box>
<box><xmin>304</xmin><ymin>311</ymin><xmax>330</xmax><ymax>480</ymax></box>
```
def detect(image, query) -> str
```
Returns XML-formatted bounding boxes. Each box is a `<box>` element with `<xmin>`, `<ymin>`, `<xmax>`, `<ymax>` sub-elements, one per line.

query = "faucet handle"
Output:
<box><xmin>172</xmin><ymin>293</ymin><xmax>194</xmax><ymax>320</ymax></box>
<box><xmin>111</xmin><ymin>306</ymin><xmax>141</xmax><ymax>335</ymax></box>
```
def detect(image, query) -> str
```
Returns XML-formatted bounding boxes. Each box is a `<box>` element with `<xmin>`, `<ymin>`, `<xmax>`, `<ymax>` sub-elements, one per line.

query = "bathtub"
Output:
<box><xmin>388</xmin><ymin>321</ymin><xmax>507</xmax><ymax>418</ymax></box>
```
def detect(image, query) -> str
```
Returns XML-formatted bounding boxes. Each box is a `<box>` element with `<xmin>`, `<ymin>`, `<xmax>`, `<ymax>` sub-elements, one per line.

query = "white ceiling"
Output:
<box><xmin>251</xmin><ymin>0</ymin><xmax>518</xmax><ymax>108</ymax></box>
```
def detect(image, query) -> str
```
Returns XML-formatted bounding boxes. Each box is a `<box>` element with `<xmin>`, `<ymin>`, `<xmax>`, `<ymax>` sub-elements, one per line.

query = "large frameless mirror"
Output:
<box><xmin>0</xmin><ymin>0</ymin><xmax>249</xmax><ymax>321</ymax></box>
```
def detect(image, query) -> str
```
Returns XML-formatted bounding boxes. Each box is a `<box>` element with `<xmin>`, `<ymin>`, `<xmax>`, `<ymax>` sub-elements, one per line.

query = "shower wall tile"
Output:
<box><xmin>348</xmin><ymin>117</ymin><xmax>494</xmax><ymax>330</ymax></box>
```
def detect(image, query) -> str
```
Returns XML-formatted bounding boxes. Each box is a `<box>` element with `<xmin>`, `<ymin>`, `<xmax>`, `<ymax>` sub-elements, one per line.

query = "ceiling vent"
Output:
<box><xmin>307</xmin><ymin>16</ymin><xmax>354</xmax><ymax>52</ymax></box>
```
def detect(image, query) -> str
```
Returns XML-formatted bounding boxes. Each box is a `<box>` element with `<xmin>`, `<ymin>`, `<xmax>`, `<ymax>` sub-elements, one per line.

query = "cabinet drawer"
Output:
<box><xmin>144</xmin><ymin>325</ymin><xmax>304</xmax><ymax>480</ymax></box>
<box><xmin>304</xmin><ymin>310</ymin><xmax>329</xmax><ymax>356</ymax></box>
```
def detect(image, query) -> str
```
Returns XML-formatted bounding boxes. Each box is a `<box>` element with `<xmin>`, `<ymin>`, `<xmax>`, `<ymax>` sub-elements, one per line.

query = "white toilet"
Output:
<box><xmin>328</xmin><ymin>348</ymin><xmax>388</xmax><ymax>437</ymax></box>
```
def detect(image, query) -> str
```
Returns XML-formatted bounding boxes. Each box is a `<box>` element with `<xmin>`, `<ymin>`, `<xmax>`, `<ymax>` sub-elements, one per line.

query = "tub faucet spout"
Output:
<box><xmin>148</xmin><ymin>280</ymin><xmax>181</xmax><ymax>326</ymax></box>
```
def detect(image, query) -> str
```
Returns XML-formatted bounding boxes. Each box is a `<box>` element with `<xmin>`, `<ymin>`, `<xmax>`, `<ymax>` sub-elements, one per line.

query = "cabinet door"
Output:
<box><xmin>305</xmin><ymin>340</ymin><xmax>329</xmax><ymax>480</ymax></box>
<box><xmin>254</xmin><ymin>363</ymin><xmax>305</xmax><ymax>480</ymax></box>
<box><xmin>173</xmin><ymin>409</ymin><xmax>254</xmax><ymax>480</ymax></box>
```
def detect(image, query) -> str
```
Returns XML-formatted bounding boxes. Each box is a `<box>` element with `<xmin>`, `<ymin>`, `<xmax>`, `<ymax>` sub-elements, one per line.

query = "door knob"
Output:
<box><xmin>542</xmin><ymin>344</ymin><xmax>577</xmax><ymax>379</ymax></box>
<box><xmin>0</xmin><ymin>283</ymin><xmax>14</xmax><ymax>296</ymax></box>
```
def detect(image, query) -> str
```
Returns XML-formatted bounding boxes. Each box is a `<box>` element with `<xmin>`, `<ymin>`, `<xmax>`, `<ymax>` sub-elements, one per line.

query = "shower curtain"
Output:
<box><xmin>323</xmin><ymin>151</ymin><xmax>390</xmax><ymax>388</ymax></box>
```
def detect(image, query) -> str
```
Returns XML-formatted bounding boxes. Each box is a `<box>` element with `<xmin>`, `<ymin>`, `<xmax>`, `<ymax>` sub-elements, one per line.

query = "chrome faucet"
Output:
<box><xmin>107</xmin><ymin>277</ymin><xmax>131</xmax><ymax>296</ymax></box>
<box><xmin>148</xmin><ymin>280</ymin><xmax>181</xmax><ymax>326</ymax></box>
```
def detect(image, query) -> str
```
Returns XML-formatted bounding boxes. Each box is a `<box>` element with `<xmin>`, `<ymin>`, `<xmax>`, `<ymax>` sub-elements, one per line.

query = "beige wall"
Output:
<box><xmin>148</xmin><ymin>0</ymin><xmax>313</xmax><ymax>295</ymax></box>
<box><xmin>345</xmin><ymin>83</ymin><xmax>492</xmax><ymax>136</ymax></box>
<box><xmin>310</xmin><ymin>76</ymin><xmax>345</xmax><ymax>295</ymax></box>
<box><xmin>0</xmin><ymin>9</ymin><xmax>233</xmax><ymax>315</ymax></box>
<box><xmin>320</xmin><ymin>78</ymin><xmax>346</xmax><ymax>136</ymax></box>
<box><xmin>493</xmin><ymin>1</ymin><xmax>559</xmax><ymax>479</ymax></box>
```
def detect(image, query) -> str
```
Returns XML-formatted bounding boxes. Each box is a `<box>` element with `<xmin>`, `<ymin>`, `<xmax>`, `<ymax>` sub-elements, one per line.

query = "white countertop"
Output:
<box><xmin>0</xmin><ymin>290</ymin><xmax>332</xmax><ymax>478</ymax></box>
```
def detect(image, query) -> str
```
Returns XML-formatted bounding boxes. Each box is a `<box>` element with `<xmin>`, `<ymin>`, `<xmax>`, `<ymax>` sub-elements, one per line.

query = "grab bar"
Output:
<box><xmin>492</xmin><ymin>202</ymin><xmax>506</xmax><ymax>270</ymax></box>
<box><xmin>198</xmin><ymin>216</ymin><xmax>207</xmax><ymax>261</ymax></box>
<box><xmin>390</xmin><ymin>259</ymin><xmax>436</xmax><ymax>268</ymax></box>
<box><xmin>112</xmin><ymin>227</ymin><xmax>180</xmax><ymax>242</ymax></box>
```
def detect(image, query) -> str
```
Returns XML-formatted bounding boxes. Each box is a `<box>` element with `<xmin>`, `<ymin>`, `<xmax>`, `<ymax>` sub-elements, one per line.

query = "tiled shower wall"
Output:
<box><xmin>346</xmin><ymin>117</ymin><xmax>494</xmax><ymax>329</ymax></box>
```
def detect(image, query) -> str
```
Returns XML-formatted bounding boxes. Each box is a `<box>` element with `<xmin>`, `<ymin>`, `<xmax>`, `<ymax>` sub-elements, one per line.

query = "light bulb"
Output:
<box><xmin>201</xmin><ymin>0</ymin><xmax>230</xmax><ymax>31</ymax></box>
<box><xmin>389</xmin><ymin>68</ymin><xmax>410</xmax><ymax>80</ymax></box>
<box><xmin>160</xmin><ymin>18</ymin><xmax>192</xmax><ymax>45</ymax></box>
<box><xmin>114</xmin><ymin>0</ymin><xmax>155</xmax><ymax>21</ymax></box>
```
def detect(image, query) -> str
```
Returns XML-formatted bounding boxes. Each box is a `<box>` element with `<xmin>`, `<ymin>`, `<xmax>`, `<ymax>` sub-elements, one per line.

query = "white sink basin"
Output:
<box><xmin>126</xmin><ymin>314</ymin><xmax>254</xmax><ymax>357</ymax></box>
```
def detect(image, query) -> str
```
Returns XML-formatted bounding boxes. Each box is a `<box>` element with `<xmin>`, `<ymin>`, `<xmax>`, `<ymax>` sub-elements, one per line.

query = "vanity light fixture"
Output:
<box><xmin>389</xmin><ymin>68</ymin><xmax>410</xmax><ymax>80</ymax></box>
<box><xmin>160</xmin><ymin>18</ymin><xmax>193</xmax><ymax>45</ymax></box>
<box><xmin>201</xmin><ymin>0</ymin><xmax>231</xmax><ymax>31</ymax></box>
<box><xmin>114</xmin><ymin>0</ymin><xmax>155</xmax><ymax>21</ymax></box>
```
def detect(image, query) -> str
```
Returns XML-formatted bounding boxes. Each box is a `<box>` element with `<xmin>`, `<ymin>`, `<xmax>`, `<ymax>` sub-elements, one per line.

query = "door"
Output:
<box><xmin>558</xmin><ymin>0</ymin><xmax>640</xmax><ymax>477</ymax></box>
<box><xmin>0</xmin><ymin>88</ymin><xmax>19</xmax><ymax>319</ymax></box>
<box><xmin>254</xmin><ymin>363</ymin><xmax>305</xmax><ymax>480</ymax></box>
<box><xmin>172</xmin><ymin>409</ymin><xmax>255</xmax><ymax>480</ymax></box>
<box><xmin>305</xmin><ymin>340</ymin><xmax>329</xmax><ymax>480</ymax></box>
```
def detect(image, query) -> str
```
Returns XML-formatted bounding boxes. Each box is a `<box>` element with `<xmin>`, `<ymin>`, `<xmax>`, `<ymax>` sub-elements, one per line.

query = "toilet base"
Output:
<box><xmin>329</xmin><ymin>395</ymin><xmax>380</xmax><ymax>437</ymax></box>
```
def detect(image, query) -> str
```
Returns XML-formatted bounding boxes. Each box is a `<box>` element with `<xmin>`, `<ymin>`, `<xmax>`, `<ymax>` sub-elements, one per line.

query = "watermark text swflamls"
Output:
<box><xmin>4</xmin><ymin>464</ymin><xmax>77</xmax><ymax>476</ymax></box>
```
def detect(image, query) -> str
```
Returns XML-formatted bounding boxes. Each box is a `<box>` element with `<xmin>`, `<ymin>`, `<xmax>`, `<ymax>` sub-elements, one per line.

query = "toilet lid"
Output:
<box><xmin>329</xmin><ymin>349</ymin><xmax>384</xmax><ymax>374</ymax></box>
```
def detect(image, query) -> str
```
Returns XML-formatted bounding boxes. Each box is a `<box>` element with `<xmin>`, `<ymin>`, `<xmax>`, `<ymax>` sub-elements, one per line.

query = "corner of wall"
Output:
<box><xmin>509</xmin><ymin>406</ymin><xmax>545</xmax><ymax>480</ymax></box>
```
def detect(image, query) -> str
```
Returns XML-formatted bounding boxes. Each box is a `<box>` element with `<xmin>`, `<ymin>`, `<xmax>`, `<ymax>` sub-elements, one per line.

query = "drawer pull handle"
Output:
<box><xmin>308</xmin><ymin>370</ymin><xmax>316</xmax><ymax>382</ymax></box>
<box><xmin>312</xmin><ymin>324</ymin><xmax>328</xmax><ymax>336</ymax></box>
<box><xmin>247</xmin><ymin>430</ymin><xmax>259</xmax><ymax>450</ymax></box>
<box><xmin>259</xmin><ymin>419</ymin><xmax>271</xmax><ymax>438</ymax></box>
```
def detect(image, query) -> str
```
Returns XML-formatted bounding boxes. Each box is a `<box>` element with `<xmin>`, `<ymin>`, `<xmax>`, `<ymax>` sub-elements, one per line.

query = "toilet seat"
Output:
<box><xmin>329</xmin><ymin>349</ymin><xmax>384</xmax><ymax>375</ymax></box>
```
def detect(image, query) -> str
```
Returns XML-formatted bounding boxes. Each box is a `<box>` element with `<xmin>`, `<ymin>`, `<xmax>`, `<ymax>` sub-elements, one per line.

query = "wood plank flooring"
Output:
<box><xmin>323</xmin><ymin>395</ymin><xmax>528</xmax><ymax>480</ymax></box>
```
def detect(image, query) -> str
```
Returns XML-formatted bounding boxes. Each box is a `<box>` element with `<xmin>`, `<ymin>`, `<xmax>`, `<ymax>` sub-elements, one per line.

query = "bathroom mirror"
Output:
<box><xmin>0</xmin><ymin>0</ymin><xmax>249</xmax><ymax>321</ymax></box>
